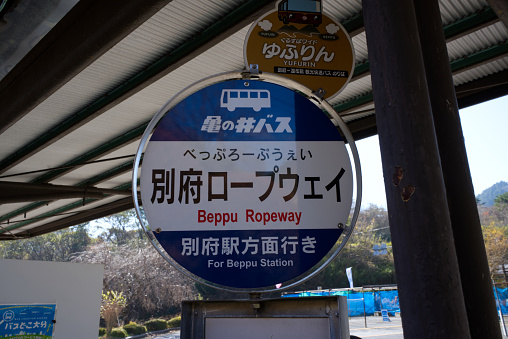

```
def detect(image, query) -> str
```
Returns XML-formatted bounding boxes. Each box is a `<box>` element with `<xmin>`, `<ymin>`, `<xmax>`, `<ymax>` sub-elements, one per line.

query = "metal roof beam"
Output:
<box><xmin>0</xmin><ymin>0</ymin><xmax>175</xmax><ymax>135</ymax></box>
<box><xmin>29</xmin><ymin>127</ymin><xmax>146</xmax><ymax>184</ymax></box>
<box><xmin>450</xmin><ymin>41</ymin><xmax>508</xmax><ymax>74</ymax></box>
<box><xmin>0</xmin><ymin>158</ymin><xmax>137</xmax><ymax>223</ymax></box>
<box><xmin>342</xmin><ymin>12</ymin><xmax>364</xmax><ymax>37</ymax></box>
<box><xmin>0</xmin><ymin>0</ymin><xmax>277</xmax><ymax>175</ymax></box>
<box><xmin>0</xmin><ymin>193</ymin><xmax>106</xmax><ymax>204</ymax></box>
<box><xmin>347</xmin><ymin>115</ymin><xmax>378</xmax><ymax>140</ymax></box>
<box><xmin>339</xmin><ymin>6</ymin><xmax>500</xmax><ymax>41</ymax></box>
<box><xmin>0</xmin><ymin>181</ymin><xmax>131</xmax><ymax>204</ymax></box>
<box><xmin>0</xmin><ymin>197</ymin><xmax>135</xmax><ymax>240</ymax></box>
<box><xmin>0</xmin><ymin>4</ymin><xmax>506</xmax><ymax>237</ymax></box>
<box><xmin>456</xmin><ymin>69</ymin><xmax>508</xmax><ymax>108</ymax></box>
<box><xmin>444</xmin><ymin>7</ymin><xmax>500</xmax><ymax>42</ymax></box>
<box><xmin>3</xmin><ymin>25</ymin><xmax>505</xmax><ymax>191</ymax></box>
<box><xmin>334</xmin><ymin>93</ymin><xmax>374</xmax><ymax>113</ymax></box>
<box><xmin>334</xmin><ymin>40</ymin><xmax>508</xmax><ymax>112</ymax></box>
<box><xmin>4</xmin><ymin>35</ymin><xmax>505</xmax><ymax>218</ymax></box>
<box><xmin>351</xmin><ymin>7</ymin><xmax>501</xmax><ymax>79</ymax></box>
<box><xmin>1</xmin><ymin>87</ymin><xmax>505</xmax><ymax>236</ymax></box>
<box><xmin>0</xmin><ymin>182</ymin><xmax>134</xmax><ymax>235</ymax></box>
<box><xmin>0</xmin><ymin>4</ymin><xmax>494</xmax><ymax>176</ymax></box>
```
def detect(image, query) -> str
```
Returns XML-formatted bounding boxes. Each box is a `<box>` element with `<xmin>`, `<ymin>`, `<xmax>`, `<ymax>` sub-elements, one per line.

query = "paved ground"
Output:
<box><xmin>349</xmin><ymin>316</ymin><xmax>403</xmax><ymax>339</ymax></box>
<box><xmin>148</xmin><ymin>317</ymin><xmax>403</xmax><ymax>339</ymax></box>
<box><xmin>146</xmin><ymin>330</ymin><xmax>180</xmax><ymax>339</ymax></box>
<box><xmin>147</xmin><ymin>316</ymin><xmax>508</xmax><ymax>339</ymax></box>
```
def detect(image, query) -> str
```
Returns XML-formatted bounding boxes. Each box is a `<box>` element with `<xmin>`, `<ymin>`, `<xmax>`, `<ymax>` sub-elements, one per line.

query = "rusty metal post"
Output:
<box><xmin>362</xmin><ymin>0</ymin><xmax>471</xmax><ymax>337</ymax></box>
<box><xmin>414</xmin><ymin>0</ymin><xmax>503</xmax><ymax>337</ymax></box>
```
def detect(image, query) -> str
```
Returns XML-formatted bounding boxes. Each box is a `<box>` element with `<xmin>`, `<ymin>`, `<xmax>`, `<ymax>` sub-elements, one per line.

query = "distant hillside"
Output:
<box><xmin>477</xmin><ymin>181</ymin><xmax>508</xmax><ymax>206</ymax></box>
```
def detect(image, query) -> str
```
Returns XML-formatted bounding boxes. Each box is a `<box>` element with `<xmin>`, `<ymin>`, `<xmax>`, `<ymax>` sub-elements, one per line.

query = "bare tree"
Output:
<box><xmin>72</xmin><ymin>241</ymin><xmax>196</xmax><ymax>320</ymax></box>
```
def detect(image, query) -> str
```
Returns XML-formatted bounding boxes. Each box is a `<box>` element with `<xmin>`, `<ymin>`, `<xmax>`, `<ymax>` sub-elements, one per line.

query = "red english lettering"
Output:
<box><xmin>246</xmin><ymin>209</ymin><xmax>254</xmax><ymax>222</ymax></box>
<box><xmin>198</xmin><ymin>210</ymin><xmax>206</xmax><ymax>223</ymax></box>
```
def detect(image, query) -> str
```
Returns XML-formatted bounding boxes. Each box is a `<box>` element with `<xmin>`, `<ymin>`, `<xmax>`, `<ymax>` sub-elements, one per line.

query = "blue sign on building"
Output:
<box><xmin>140</xmin><ymin>79</ymin><xmax>354</xmax><ymax>289</ymax></box>
<box><xmin>0</xmin><ymin>304</ymin><xmax>56</xmax><ymax>338</ymax></box>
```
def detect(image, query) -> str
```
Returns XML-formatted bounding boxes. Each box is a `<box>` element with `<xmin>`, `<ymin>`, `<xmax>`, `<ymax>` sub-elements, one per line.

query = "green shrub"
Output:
<box><xmin>109</xmin><ymin>328</ymin><xmax>127</xmax><ymax>338</ymax></box>
<box><xmin>123</xmin><ymin>322</ymin><xmax>147</xmax><ymax>336</ymax></box>
<box><xmin>99</xmin><ymin>327</ymin><xmax>107</xmax><ymax>337</ymax></box>
<box><xmin>144</xmin><ymin>318</ymin><xmax>168</xmax><ymax>332</ymax></box>
<box><xmin>167</xmin><ymin>316</ymin><xmax>181</xmax><ymax>328</ymax></box>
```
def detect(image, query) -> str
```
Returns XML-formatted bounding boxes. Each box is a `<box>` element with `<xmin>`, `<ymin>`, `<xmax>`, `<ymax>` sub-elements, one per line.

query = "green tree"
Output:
<box><xmin>0</xmin><ymin>224</ymin><xmax>91</xmax><ymax>261</ymax></box>
<box><xmin>94</xmin><ymin>210</ymin><xmax>144</xmax><ymax>246</ymax></box>
<box><xmin>287</xmin><ymin>205</ymin><xmax>396</xmax><ymax>292</ymax></box>
<box><xmin>495</xmin><ymin>192</ymin><xmax>508</xmax><ymax>206</ymax></box>
<box><xmin>355</xmin><ymin>204</ymin><xmax>391</xmax><ymax>242</ymax></box>
<box><xmin>476</xmin><ymin>181</ymin><xmax>508</xmax><ymax>206</ymax></box>
<box><xmin>478</xmin><ymin>193</ymin><xmax>508</xmax><ymax>282</ymax></box>
<box><xmin>493</xmin><ymin>192</ymin><xmax>508</xmax><ymax>224</ymax></box>
<box><xmin>482</xmin><ymin>222</ymin><xmax>508</xmax><ymax>281</ymax></box>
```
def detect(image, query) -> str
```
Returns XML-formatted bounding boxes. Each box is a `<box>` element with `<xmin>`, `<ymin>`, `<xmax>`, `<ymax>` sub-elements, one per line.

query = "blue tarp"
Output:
<box><xmin>284</xmin><ymin>287</ymin><xmax>507</xmax><ymax>317</ymax></box>
<box><xmin>284</xmin><ymin>289</ymin><xmax>399</xmax><ymax>316</ymax></box>
<box><xmin>495</xmin><ymin>287</ymin><xmax>507</xmax><ymax>315</ymax></box>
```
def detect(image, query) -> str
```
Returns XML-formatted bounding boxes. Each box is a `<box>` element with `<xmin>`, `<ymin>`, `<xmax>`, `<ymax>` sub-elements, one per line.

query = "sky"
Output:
<box><xmin>355</xmin><ymin>94</ymin><xmax>508</xmax><ymax>209</ymax></box>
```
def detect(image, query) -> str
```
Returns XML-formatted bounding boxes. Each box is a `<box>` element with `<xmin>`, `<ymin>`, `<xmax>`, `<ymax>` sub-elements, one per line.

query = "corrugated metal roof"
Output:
<box><xmin>0</xmin><ymin>0</ymin><xmax>507</xmax><ymax>238</ymax></box>
<box><xmin>454</xmin><ymin>57</ymin><xmax>508</xmax><ymax>85</ymax></box>
<box><xmin>325</xmin><ymin>0</ymin><xmax>362</xmax><ymax>21</ymax></box>
<box><xmin>439</xmin><ymin>0</ymin><xmax>488</xmax><ymax>24</ymax></box>
<box><xmin>447</xmin><ymin>22</ymin><xmax>508</xmax><ymax>60</ymax></box>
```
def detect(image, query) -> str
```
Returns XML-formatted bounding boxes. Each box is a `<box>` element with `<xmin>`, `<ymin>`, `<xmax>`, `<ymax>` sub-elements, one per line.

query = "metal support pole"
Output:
<box><xmin>414</xmin><ymin>0</ymin><xmax>503</xmax><ymax>337</ymax></box>
<box><xmin>493</xmin><ymin>282</ymin><xmax>508</xmax><ymax>336</ymax></box>
<box><xmin>362</xmin><ymin>0</ymin><xmax>470</xmax><ymax>337</ymax></box>
<box><xmin>362</xmin><ymin>286</ymin><xmax>367</xmax><ymax>328</ymax></box>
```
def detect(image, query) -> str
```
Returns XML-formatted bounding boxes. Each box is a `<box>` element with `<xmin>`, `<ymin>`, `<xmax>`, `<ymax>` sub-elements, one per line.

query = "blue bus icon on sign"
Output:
<box><xmin>220</xmin><ymin>89</ymin><xmax>271</xmax><ymax>112</ymax></box>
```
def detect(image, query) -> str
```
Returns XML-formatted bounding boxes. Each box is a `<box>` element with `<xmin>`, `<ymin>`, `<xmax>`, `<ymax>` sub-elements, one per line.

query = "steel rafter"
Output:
<box><xmin>0</xmin><ymin>0</ymin><xmax>175</xmax><ymax>134</ymax></box>
<box><xmin>0</xmin><ymin>5</ymin><xmax>498</xmax><ymax>175</ymax></box>
<box><xmin>0</xmin><ymin>182</ymin><xmax>134</xmax><ymax>235</ymax></box>
<box><xmin>0</xmin><ymin>0</ymin><xmax>277</xmax><ymax>175</ymax></box>
<box><xmin>1</xmin><ymin>39</ymin><xmax>506</xmax><ymax>233</ymax></box>
<box><xmin>0</xmin><ymin>5</ymin><xmax>506</xmax><ymax>239</ymax></box>
<box><xmin>0</xmin><ymin>158</ymin><xmax>137</xmax><ymax>225</ymax></box>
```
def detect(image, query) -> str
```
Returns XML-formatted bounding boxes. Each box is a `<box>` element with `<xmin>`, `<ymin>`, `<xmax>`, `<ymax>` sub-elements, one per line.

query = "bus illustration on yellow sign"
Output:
<box><xmin>277</xmin><ymin>0</ymin><xmax>322</xmax><ymax>26</ymax></box>
<box><xmin>244</xmin><ymin>0</ymin><xmax>355</xmax><ymax>100</ymax></box>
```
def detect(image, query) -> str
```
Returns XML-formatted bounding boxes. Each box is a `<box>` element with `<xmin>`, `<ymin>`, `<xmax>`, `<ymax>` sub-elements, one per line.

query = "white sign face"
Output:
<box><xmin>143</xmin><ymin>141</ymin><xmax>350</xmax><ymax>231</ymax></box>
<box><xmin>140</xmin><ymin>79</ymin><xmax>353</xmax><ymax>289</ymax></box>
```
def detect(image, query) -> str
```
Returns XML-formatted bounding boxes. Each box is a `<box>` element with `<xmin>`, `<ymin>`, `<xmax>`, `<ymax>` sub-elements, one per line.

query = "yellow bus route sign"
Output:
<box><xmin>244</xmin><ymin>0</ymin><xmax>355</xmax><ymax>100</ymax></box>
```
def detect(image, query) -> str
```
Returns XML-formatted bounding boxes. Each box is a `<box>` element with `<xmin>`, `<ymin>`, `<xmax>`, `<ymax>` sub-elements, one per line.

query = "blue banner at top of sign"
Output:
<box><xmin>151</xmin><ymin>80</ymin><xmax>342</xmax><ymax>142</ymax></box>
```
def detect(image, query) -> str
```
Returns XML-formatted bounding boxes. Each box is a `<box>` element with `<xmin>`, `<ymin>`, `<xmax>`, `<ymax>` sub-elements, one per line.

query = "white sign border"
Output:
<box><xmin>132</xmin><ymin>71</ymin><xmax>362</xmax><ymax>294</ymax></box>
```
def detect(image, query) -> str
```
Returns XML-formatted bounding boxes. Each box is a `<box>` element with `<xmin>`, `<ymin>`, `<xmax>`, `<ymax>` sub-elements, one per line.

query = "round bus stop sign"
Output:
<box><xmin>136</xmin><ymin>75</ymin><xmax>356</xmax><ymax>290</ymax></box>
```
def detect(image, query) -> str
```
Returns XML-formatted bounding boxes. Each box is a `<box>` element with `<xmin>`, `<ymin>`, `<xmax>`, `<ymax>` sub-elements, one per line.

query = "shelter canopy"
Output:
<box><xmin>0</xmin><ymin>0</ymin><xmax>507</xmax><ymax>239</ymax></box>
